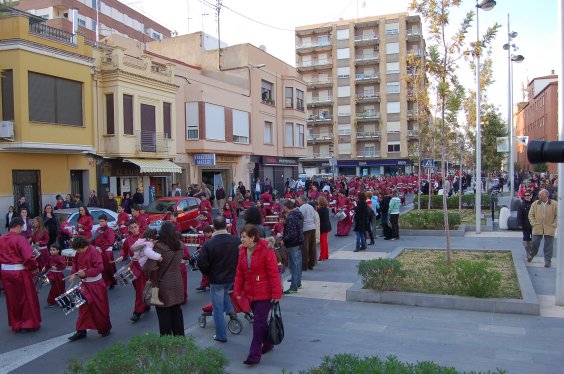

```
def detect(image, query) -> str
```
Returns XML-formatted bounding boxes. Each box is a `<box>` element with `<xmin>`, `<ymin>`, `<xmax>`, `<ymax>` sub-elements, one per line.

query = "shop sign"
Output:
<box><xmin>194</xmin><ymin>154</ymin><xmax>216</xmax><ymax>166</ymax></box>
<box><xmin>217</xmin><ymin>155</ymin><xmax>236</xmax><ymax>163</ymax></box>
<box><xmin>100</xmin><ymin>176</ymin><xmax>109</xmax><ymax>185</ymax></box>
<box><xmin>262</xmin><ymin>156</ymin><xmax>298</xmax><ymax>166</ymax></box>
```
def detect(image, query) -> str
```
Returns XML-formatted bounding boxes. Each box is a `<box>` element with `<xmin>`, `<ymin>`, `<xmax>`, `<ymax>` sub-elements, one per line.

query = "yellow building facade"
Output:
<box><xmin>0</xmin><ymin>16</ymin><xmax>96</xmax><ymax>220</ymax></box>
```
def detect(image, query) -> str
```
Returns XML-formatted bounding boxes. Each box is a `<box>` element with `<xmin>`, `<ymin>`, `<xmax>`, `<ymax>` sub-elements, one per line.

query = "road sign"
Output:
<box><xmin>422</xmin><ymin>158</ymin><xmax>434</xmax><ymax>168</ymax></box>
<box><xmin>516</xmin><ymin>136</ymin><xmax>529</xmax><ymax>146</ymax></box>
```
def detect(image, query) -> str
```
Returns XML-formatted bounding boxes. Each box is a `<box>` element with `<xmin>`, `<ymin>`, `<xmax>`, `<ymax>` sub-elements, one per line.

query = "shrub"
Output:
<box><xmin>413</xmin><ymin>194</ymin><xmax>490</xmax><ymax>209</ymax></box>
<box><xmin>67</xmin><ymin>333</ymin><xmax>228</xmax><ymax>374</ymax></box>
<box><xmin>358</xmin><ymin>258</ymin><xmax>405</xmax><ymax>291</ymax></box>
<box><xmin>451</xmin><ymin>259</ymin><xmax>502</xmax><ymax>298</ymax></box>
<box><xmin>399</xmin><ymin>210</ymin><xmax>461</xmax><ymax>230</ymax></box>
<box><xmin>297</xmin><ymin>353</ymin><xmax>506</xmax><ymax>374</ymax></box>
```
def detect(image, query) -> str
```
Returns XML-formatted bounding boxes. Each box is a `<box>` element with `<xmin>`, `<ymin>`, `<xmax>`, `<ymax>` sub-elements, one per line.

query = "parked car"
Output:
<box><xmin>145</xmin><ymin>197</ymin><xmax>201</xmax><ymax>232</ymax></box>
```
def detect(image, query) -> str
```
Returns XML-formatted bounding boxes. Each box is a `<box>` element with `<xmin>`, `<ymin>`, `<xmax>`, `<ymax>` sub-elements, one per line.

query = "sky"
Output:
<box><xmin>120</xmin><ymin>0</ymin><xmax>559</xmax><ymax>125</ymax></box>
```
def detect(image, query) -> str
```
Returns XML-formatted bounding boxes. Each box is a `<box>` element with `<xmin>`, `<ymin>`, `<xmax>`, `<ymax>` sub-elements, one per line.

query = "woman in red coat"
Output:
<box><xmin>76</xmin><ymin>206</ymin><xmax>94</xmax><ymax>239</ymax></box>
<box><xmin>234</xmin><ymin>225</ymin><xmax>282</xmax><ymax>366</ymax></box>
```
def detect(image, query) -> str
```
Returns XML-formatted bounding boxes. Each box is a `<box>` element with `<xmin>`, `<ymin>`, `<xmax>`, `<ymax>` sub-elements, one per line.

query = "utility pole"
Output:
<box><xmin>555</xmin><ymin>0</ymin><xmax>564</xmax><ymax>305</ymax></box>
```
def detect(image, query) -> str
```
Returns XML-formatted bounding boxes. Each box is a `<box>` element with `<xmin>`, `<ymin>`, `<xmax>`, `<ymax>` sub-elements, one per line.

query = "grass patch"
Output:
<box><xmin>395</xmin><ymin>249</ymin><xmax>521</xmax><ymax>299</ymax></box>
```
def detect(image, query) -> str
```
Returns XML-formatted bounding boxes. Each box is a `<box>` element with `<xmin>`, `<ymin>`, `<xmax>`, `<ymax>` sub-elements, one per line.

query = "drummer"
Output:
<box><xmin>45</xmin><ymin>243</ymin><xmax>66</xmax><ymax>308</ymax></box>
<box><xmin>0</xmin><ymin>217</ymin><xmax>42</xmax><ymax>333</ymax></box>
<box><xmin>67</xmin><ymin>236</ymin><xmax>112</xmax><ymax>341</ymax></box>
<box><xmin>91</xmin><ymin>214</ymin><xmax>117</xmax><ymax>289</ymax></box>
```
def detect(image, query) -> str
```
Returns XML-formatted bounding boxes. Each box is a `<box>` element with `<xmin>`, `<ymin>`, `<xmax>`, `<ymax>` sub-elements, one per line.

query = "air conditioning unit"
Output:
<box><xmin>0</xmin><ymin>120</ymin><xmax>14</xmax><ymax>140</ymax></box>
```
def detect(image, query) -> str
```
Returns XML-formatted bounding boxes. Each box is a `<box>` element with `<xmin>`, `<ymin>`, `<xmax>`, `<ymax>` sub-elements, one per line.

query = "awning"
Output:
<box><xmin>124</xmin><ymin>159</ymin><xmax>182</xmax><ymax>173</ymax></box>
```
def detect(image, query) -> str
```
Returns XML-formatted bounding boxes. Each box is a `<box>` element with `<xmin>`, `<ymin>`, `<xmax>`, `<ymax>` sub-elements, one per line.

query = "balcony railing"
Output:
<box><xmin>309</xmin><ymin>134</ymin><xmax>333</xmax><ymax>142</ymax></box>
<box><xmin>306</xmin><ymin>77</ymin><xmax>333</xmax><ymax>87</ymax></box>
<box><xmin>355</xmin><ymin>111</ymin><xmax>381</xmax><ymax>120</ymax></box>
<box><xmin>308</xmin><ymin>97</ymin><xmax>333</xmax><ymax>107</ymax></box>
<box><xmin>136</xmin><ymin>130</ymin><xmax>170</xmax><ymax>153</ymax></box>
<box><xmin>29</xmin><ymin>22</ymin><xmax>74</xmax><ymax>44</ymax></box>
<box><xmin>407</xmin><ymin>110</ymin><xmax>419</xmax><ymax>118</ymax></box>
<box><xmin>355</xmin><ymin>54</ymin><xmax>379</xmax><ymax>63</ymax></box>
<box><xmin>296</xmin><ymin>40</ymin><xmax>332</xmax><ymax>49</ymax></box>
<box><xmin>354</xmin><ymin>34</ymin><xmax>379</xmax><ymax>43</ymax></box>
<box><xmin>305</xmin><ymin>153</ymin><xmax>331</xmax><ymax>159</ymax></box>
<box><xmin>356</xmin><ymin>130</ymin><xmax>381</xmax><ymax>139</ymax></box>
<box><xmin>296</xmin><ymin>59</ymin><xmax>332</xmax><ymax>69</ymax></box>
<box><xmin>307</xmin><ymin>114</ymin><xmax>333</xmax><ymax>123</ymax></box>
<box><xmin>355</xmin><ymin>94</ymin><xmax>380</xmax><ymax>103</ymax></box>
<box><xmin>407</xmin><ymin>30</ymin><xmax>422</xmax><ymax>39</ymax></box>
<box><xmin>357</xmin><ymin>151</ymin><xmax>381</xmax><ymax>158</ymax></box>
<box><xmin>355</xmin><ymin>73</ymin><xmax>380</xmax><ymax>82</ymax></box>
<box><xmin>407</xmin><ymin>130</ymin><xmax>418</xmax><ymax>138</ymax></box>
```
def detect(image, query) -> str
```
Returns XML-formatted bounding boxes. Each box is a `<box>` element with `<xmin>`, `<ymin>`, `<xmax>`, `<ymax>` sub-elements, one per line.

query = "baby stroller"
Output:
<box><xmin>198</xmin><ymin>291</ymin><xmax>253</xmax><ymax>334</ymax></box>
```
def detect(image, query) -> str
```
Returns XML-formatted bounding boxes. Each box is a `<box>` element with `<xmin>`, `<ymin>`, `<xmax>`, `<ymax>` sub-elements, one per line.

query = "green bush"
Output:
<box><xmin>413</xmin><ymin>194</ymin><xmax>490</xmax><ymax>209</ymax></box>
<box><xmin>297</xmin><ymin>353</ymin><xmax>506</xmax><ymax>374</ymax></box>
<box><xmin>67</xmin><ymin>333</ymin><xmax>228</xmax><ymax>374</ymax></box>
<box><xmin>358</xmin><ymin>258</ymin><xmax>405</xmax><ymax>291</ymax></box>
<box><xmin>399</xmin><ymin>210</ymin><xmax>461</xmax><ymax>230</ymax></box>
<box><xmin>451</xmin><ymin>260</ymin><xmax>502</xmax><ymax>298</ymax></box>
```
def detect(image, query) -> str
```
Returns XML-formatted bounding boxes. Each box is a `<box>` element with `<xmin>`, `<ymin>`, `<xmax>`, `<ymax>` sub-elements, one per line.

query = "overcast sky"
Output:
<box><xmin>121</xmin><ymin>0</ymin><xmax>558</xmax><ymax>125</ymax></box>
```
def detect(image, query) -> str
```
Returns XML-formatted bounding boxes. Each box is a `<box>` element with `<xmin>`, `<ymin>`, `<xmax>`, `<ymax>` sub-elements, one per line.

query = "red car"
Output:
<box><xmin>146</xmin><ymin>197</ymin><xmax>201</xmax><ymax>232</ymax></box>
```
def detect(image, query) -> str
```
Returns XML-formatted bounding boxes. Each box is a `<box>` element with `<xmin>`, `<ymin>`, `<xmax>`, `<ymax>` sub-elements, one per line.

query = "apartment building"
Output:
<box><xmin>0</xmin><ymin>15</ymin><xmax>96</xmax><ymax>223</ymax></box>
<box><xmin>14</xmin><ymin>0</ymin><xmax>171</xmax><ymax>43</ymax></box>
<box><xmin>146</xmin><ymin>33</ymin><xmax>307</xmax><ymax>194</ymax></box>
<box><xmin>515</xmin><ymin>74</ymin><xmax>558</xmax><ymax>175</ymax></box>
<box><xmin>296</xmin><ymin>13</ymin><xmax>424</xmax><ymax>176</ymax></box>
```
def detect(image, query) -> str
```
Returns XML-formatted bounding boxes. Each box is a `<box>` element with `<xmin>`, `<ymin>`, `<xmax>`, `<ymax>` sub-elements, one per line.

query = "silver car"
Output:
<box><xmin>53</xmin><ymin>207</ymin><xmax>120</xmax><ymax>233</ymax></box>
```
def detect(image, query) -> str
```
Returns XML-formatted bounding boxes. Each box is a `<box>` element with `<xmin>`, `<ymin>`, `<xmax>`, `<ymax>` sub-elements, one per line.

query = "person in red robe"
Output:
<box><xmin>336</xmin><ymin>191</ymin><xmax>353</xmax><ymax>236</ymax></box>
<box><xmin>271</xmin><ymin>199</ymin><xmax>282</xmax><ymax>216</ymax></box>
<box><xmin>195</xmin><ymin>226</ymin><xmax>213</xmax><ymax>292</ymax></box>
<box><xmin>46</xmin><ymin>243</ymin><xmax>66</xmax><ymax>308</ymax></box>
<box><xmin>92</xmin><ymin>214</ymin><xmax>117</xmax><ymax>289</ymax></box>
<box><xmin>76</xmin><ymin>206</ymin><xmax>94</xmax><ymax>239</ymax></box>
<box><xmin>260</xmin><ymin>191</ymin><xmax>273</xmax><ymax>205</ymax></box>
<box><xmin>199</xmin><ymin>196</ymin><xmax>213</xmax><ymax>225</ymax></box>
<box><xmin>67</xmin><ymin>236</ymin><xmax>111</xmax><ymax>341</ymax></box>
<box><xmin>31</xmin><ymin>216</ymin><xmax>50</xmax><ymax>271</ymax></box>
<box><xmin>117</xmin><ymin>205</ymin><xmax>130</xmax><ymax>238</ymax></box>
<box><xmin>131</xmin><ymin>205</ymin><xmax>148</xmax><ymax>234</ymax></box>
<box><xmin>222</xmin><ymin>202</ymin><xmax>238</xmax><ymax>236</ymax></box>
<box><xmin>190</xmin><ymin>212</ymin><xmax>209</xmax><ymax>233</ymax></box>
<box><xmin>138</xmin><ymin>206</ymin><xmax>151</xmax><ymax>233</ymax></box>
<box><xmin>115</xmin><ymin>219</ymin><xmax>149</xmax><ymax>322</ymax></box>
<box><xmin>0</xmin><ymin>217</ymin><xmax>41</xmax><ymax>333</ymax></box>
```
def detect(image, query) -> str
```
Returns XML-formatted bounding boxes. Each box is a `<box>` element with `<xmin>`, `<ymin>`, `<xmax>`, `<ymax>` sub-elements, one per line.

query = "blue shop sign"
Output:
<box><xmin>194</xmin><ymin>154</ymin><xmax>216</xmax><ymax>166</ymax></box>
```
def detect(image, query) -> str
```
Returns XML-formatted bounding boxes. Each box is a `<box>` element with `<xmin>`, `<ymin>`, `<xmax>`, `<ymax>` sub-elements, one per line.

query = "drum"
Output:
<box><xmin>114</xmin><ymin>265</ymin><xmax>137</xmax><ymax>286</ymax></box>
<box><xmin>265</xmin><ymin>215</ymin><xmax>279</xmax><ymax>224</ymax></box>
<box><xmin>61</xmin><ymin>248</ymin><xmax>76</xmax><ymax>269</ymax></box>
<box><xmin>187</xmin><ymin>252</ymin><xmax>199</xmax><ymax>271</ymax></box>
<box><xmin>182</xmin><ymin>234</ymin><xmax>201</xmax><ymax>245</ymax></box>
<box><xmin>335</xmin><ymin>211</ymin><xmax>346</xmax><ymax>221</ymax></box>
<box><xmin>55</xmin><ymin>284</ymin><xmax>86</xmax><ymax>315</ymax></box>
<box><xmin>32</xmin><ymin>245</ymin><xmax>41</xmax><ymax>259</ymax></box>
<box><xmin>35</xmin><ymin>272</ymin><xmax>50</xmax><ymax>291</ymax></box>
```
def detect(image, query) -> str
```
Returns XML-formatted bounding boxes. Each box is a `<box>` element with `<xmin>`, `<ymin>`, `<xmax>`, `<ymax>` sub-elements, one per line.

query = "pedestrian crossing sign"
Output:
<box><xmin>422</xmin><ymin>159</ymin><xmax>434</xmax><ymax>168</ymax></box>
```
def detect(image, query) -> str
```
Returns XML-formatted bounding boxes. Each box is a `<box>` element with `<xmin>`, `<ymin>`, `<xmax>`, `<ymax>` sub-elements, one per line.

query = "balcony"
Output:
<box><xmin>296</xmin><ymin>40</ymin><xmax>332</xmax><ymax>54</ymax></box>
<box><xmin>29</xmin><ymin>22</ymin><xmax>75</xmax><ymax>45</ymax></box>
<box><xmin>356</xmin><ymin>130</ymin><xmax>381</xmax><ymax>140</ymax></box>
<box><xmin>355</xmin><ymin>53</ymin><xmax>379</xmax><ymax>65</ymax></box>
<box><xmin>407</xmin><ymin>110</ymin><xmax>419</xmax><ymax>119</ymax></box>
<box><xmin>357</xmin><ymin>150</ymin><xmax>381</xmax><ymax>158</ymax></box>
<box><xmin>135</xmin><ymin>130</ymin><xmax>170</xmax><ymax>153</ymax></box>
<box><xmin>407</xmin><ymin>90</ymin><xmax>415</xmax><ymax>101</ymax></box>
<box><xmin>302</xmin><ymin>153</ymin><xmax>331</xmax><ymax>161</ymax></box>
<box><xmin>355</xmin><ymin>94</ymin><xmax>380</xmax><ymax>104</ymax></box>
<box><xmin>408</xmin><ymin>50</ymin><xmax>424</xmax><ymax>59</ymax></box>
<box><xmin>308</xmin><ymin>134</ymin><xmax>333</xmax><ymax>143</ymax></box>
<box><xmin>296</xmin><ymin>59</ymin><xmax>333</xmax><ymax>71</ymax></box>
<box><xmin>306</xmin><ymin>77</ymin><xmax>333</xmax><ymax>89</ymax></box>
<box><xmin>307</xmin><ymin>114</ymin><xmax>333</xmax><ymax>125</ymax></box>
<box><xmin>354</xmin><ymin>34</ymin><xmax>379</xmax><ymax>46</ymax></box>
<box><xmin>355</xmin><ymin>73</ymin><xmax>380</xmax><ymax>84</ymax></box>
<box><xmin>407</xmin><ymin>130</ymin><xmax>419</xmax><ymax>139</ymax></box>
<box><xmin>355</xmin><ymin>111</ymin><xmax>381</xmax><ymax>122</ymax></box>
<box><xmin>407</xmin><ymin>30</ymin><xmax>422</xmax><ymax>41</ymax></box>
<box><xmin>307</xmin><ymin>96</ymin><xmax>333</xmax><ymax>108</ymax></box>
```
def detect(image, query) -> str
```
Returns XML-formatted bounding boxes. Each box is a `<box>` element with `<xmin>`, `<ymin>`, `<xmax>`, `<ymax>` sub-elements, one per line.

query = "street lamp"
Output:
<box><xmin>475</xmin><ymin>0</ymin><xmax>496</xmax><ymax>234</ymax></box>
<box><xmin>503</xmin><ymin>14</ymin><xmax>525</xmax><ymax>202</ymax></box>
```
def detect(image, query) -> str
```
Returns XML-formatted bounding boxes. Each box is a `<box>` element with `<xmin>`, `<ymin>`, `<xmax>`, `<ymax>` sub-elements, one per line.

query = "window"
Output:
<box><xmin>296</xmin><ymin>89</ymin><xmax>304</xmax><ymax>111</ymax></box>
<box><xmin>338</xmin><ymin>124</ymin><xmax>351</xmax><ymax>135</ymax></box>
<box><xmin>264</xmin><ymin>121</ymin><xmax>273</xmax><ymax>144</ymax></box>
<box><xmin>300</xmin><ymin>36</ymin><xmax>311</xmax><ymax>47</ymax></box>
<box><xmin>338</xmin><ymin>86</ymin><xmax>350</xmax><ymax>98</ymax></box>
<box><xmin>261</xmin><ymin>80</ymin><xmax>273</xmax><ymax>102</ymax></box>
<box><xmin>387</xmin><ymin>121</ymin><xmax>400</xmax><ymax>132</ymax></box>
<box><xmin>140</xmin><ymin>104</ymin><xmax>156</xmax><ymax>152</ymax></box>
<box><xmin>123</xmin><ymin>94</ymin><xmax>133</xmax><ymax>135</ymax></box>
<box><xmin>78</xmin><ymin>17</ymin><xmax>86</xmax><ymax>27</ymax></box>
<box><xmin>28</xmin><ymin>72</ymin><xmax>83</xmax><ymax>126</ymax></box>
<box><xmin>337</xmin><ymin>67</ymin><xmax>350</xmax><ymax>78</ymax></box>
<box><xmin>1</xmin><ymin>69</ymin><xmax>14</xmax><ymax>121</ymax></box>
<box><xmin>387</xmin><ymin>82</ymin><xmax>400</xmax><ymax>94</ymax></box>
<box><xmin>318</xmin><ymin>35</ymin><xmax>329</xmax><ymax>45</ymax></box>
<box><xmin>105</xmin><ymin>94</ymin><xmax>114</xmax><ymax>134</ymax></box>
<box><xmin>388</xmin><ymin>141</ymin><xmax>400</xmax><ymax>152</ymax></box>
<box><xmin>296</xmin><ymin>124</ymin><xmax>305</xmax><ymax>147</ymax></box>
<box><xmin>205</xmin><ymin>103</ymin><xmax>225</xmax><ymax>141</ymax></box>
<box><xmin>337</xmin><ymin>48</ymin><xmax>350</xmax><ymax>59</ymax></box>
<box><xmin>338</xmin><ymin>143</ymin><xmax>351</xmax><ymax>154</ymax></box>
<box><xmin>163</xmin><ymin>102</ymin><xmax>172</xmax><ymax>139</ymax></box>
<box><xmin>92</xmin><ymin>0</ymin><xmax>98</xmax><ymax>9</ymax></box>
<box><xmin>285</xmin><ymin>87</ymin><xmax>294</xmax><ymax>108</ymax></box>
<box><xmin>337</xmin><ymin>29</ymin><xmax>349</xmax><ymax>40</ymax></box>
<box><xmin>386</xmin><ymin>42</ymin><xmax>399</xmax><ymax>54</ymax></box>
<box><xmin>386</xmin><ymin>62</ymin><xmax>400</xmax><ymax>74</ymax></box>
<box><xmin>285</xmin><ymin>123</ymin><xmax>294</xmax><ymax>146</ymax></box>
<box><xmin>338</xmin><ymin>105</ymin><xmax>351</xmax><ymax>116</ymax></box>
<box><xmin>185</xmin><ymin>102</ymin><xmax>199</xmax><ymax>139</ymax></box>
<box><xmin>233</xmin><ymin>109</ymin><xmax>250</xmax><ymax>144</ymax></box>
<box><xmin>364</xmin><ymin>86</ymin><xmax>375</xmax><ymax>96</ymax></box>
<box><xmin>385</xmin><ymin>22</ymin><xmax>399</xmax><ymax>35</ymax></box>
<box><xmin>387</xmin><ymin>102</ymin><xmax>400</xmax><ymax>113</ymax></box>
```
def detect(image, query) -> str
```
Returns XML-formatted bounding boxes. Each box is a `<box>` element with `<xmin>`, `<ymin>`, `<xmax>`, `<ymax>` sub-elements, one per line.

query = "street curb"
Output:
<box><xmin>346</xmin><ymin>247</ymin><xmax>540</xmax><ymax>315</ymax></box>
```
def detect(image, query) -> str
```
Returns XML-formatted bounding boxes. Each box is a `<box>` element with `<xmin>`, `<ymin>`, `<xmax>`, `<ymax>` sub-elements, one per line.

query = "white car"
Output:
<box><xmin>53</xmin><ymin>207</ymin><xmax>120</xmax><ymax>233</ymax></box>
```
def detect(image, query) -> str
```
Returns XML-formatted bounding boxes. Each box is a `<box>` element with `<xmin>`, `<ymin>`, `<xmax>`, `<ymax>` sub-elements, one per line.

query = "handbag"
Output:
<box><xmin>143</xmin><ymin>250</ymin><xmax>175</xmax><ymax>306</ymax></box>
<box><xmin>266</xmin><ymin>301</ymin><xmax>284</xmax><ymax>345</ymax></box>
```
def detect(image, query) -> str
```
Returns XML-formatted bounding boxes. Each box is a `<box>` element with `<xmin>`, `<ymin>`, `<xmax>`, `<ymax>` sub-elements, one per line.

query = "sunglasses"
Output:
<box><xmin>525</xmin><ymin>195</ymin><xmax>531</xmax><ymax>197</ymax></box>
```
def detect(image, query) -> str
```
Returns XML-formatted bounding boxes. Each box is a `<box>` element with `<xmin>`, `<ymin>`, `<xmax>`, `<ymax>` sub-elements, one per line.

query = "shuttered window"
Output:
<box><xmin>1</xmin><ymin>70</ymin><xmax>14</xmax><ymax>121</ymax></box>
<box><xmin>123</xmin><ymin>94</ymin><xmax>133</xmax><ymax>135</ymax></box>
<box><xmin>105</xmin><ymin>94</ymin><xmax>114</xmax><ymax>134</ymax></box>
<box><xmin>163</xmin><ymin>102</ymin><xmax>171</xmax><ymax>138</ymax></box>
<box><xmin>28</xmin><ymin>72</ymin><xmax>82</xmax><ymax>126</ymax></box>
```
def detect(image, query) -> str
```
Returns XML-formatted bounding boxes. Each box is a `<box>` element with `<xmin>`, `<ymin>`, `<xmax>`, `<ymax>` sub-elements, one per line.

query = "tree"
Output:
<box><xmin>481</xmin><ymin>108</ymin><xmax>508</xmax><ymax>174</ymax></box>
<box><xmin>533</xmin><ymin>163</ymin><xmax>548</xmax><ymax>173</ymax></box>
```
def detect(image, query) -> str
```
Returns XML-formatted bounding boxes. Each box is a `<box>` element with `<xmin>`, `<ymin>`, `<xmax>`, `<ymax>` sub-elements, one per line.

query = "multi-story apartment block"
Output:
<box><xmin>14</xmin><ymin>0</ymin><xmax>171</xmax><ymax>43</ymax></box>
<box><xmin>515</xmin><ymin>74</ymin><xmax>558</xmax><ymax>175</ymax></box>
<box><xmin>296</xmin><ymin>13</ymin><xmax>424</xmax><ymax>176</ymax></box>
<box><xmin>146</xmin><ymin>33</ymin><xmax>308</xmax><ymax>194</ymax></box>
<box><xmin>0</xmin><ymin>14</ymin><xmax>96</xmax><ymax>223</ymax></box>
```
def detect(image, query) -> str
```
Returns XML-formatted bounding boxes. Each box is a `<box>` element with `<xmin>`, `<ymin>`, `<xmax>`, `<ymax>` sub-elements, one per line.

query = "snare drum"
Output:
<box><xmin>61</xmin><ymin>248</ymin><xmax>76</xmax><ymax>269</ymax></box>
<box><xmin>34</xmin><ymin>272</ymin><xmax>51</xmax><ymax>291</ymax></box>
<box><xmin>55</xmin><ymin>284</ymin><xmax>86</xmax><ymax>315</ymax></box>
<box><xmin>32</xmin><ymin>245</ymin><xmax>41</xmax><ymax>259</ymax></box>
<box><xmin>187</xmin><ymin>252</ymin><xmax>199</xmax><ymax>271</ymax></box>
<box><xmin>335</xmin><ymin>211</ymin><xmax>346</xmax><ymax>221</ymax></box>
<box><xmin>265</xmin><ymin>215</ymin><xmax>279</xmax><ymax>225</ymax></box>
<box><xmin>113</xmin><ymin>265</ymin><xmax>137</xmax><ymax>286</ymax></box>
<box><xmin>182</xmin><ymin>234</ymin><xmax>201</xmax><ymax>246</ymax></box>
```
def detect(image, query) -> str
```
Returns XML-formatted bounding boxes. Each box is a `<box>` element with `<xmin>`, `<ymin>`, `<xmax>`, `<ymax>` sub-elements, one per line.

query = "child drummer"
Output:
<box><xmin>45</xmin><ymin>243</ymin><xmax>66</xmax><ymax>308</ymax></box>
<box><xmin>195</xmin><ymin>225</ymin><xmax>213</xmax><ymax>292</ymax></box>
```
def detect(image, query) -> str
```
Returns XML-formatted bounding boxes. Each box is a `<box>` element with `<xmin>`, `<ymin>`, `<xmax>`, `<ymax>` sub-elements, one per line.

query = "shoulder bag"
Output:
<box><xmin>266</xmin><ymin>301</ymin><xmax>284</xmax><ymax>345</ymax></box>
<box><xmin>143</xmin><ymin>250</ymin><xmax>175</xmax><ymax>306</ymax></box>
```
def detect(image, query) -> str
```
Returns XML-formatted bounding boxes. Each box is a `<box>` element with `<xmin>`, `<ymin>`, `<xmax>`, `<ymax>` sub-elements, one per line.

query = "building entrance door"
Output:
<box><xmin>70</xmin><ymin>170</ymin><xmax>84</xmax><ymax>198</ymax></box>
<box><xmin>13</xmin><ymin>170</ymin><xmax>41</xmax><ymax>217</ymax></box>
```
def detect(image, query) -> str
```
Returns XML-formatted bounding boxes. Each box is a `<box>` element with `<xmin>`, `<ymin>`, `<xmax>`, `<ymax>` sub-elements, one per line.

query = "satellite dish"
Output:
<box><xmin>259</xmin><ymin>45</ymin><xmax>267</xmax><ymax>52</ymax></box>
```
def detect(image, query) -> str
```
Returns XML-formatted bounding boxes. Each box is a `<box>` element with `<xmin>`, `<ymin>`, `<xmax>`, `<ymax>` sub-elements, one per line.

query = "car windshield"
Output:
<box><xmin>146</xmin><ymin>200</ymin><xmax>176</xmax><ymax>214</ymax></box>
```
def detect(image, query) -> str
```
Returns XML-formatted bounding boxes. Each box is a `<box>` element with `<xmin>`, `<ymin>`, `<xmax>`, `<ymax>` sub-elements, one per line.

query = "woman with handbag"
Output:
<box><xmin>142</xmin><ymin>222</ymin><xmax>184</xmax><ymax>336</ymax></box>
<box><xmin>234</xmin><ymin>225</ymin><xmax>282</xmax><ymax>366</ymax></box>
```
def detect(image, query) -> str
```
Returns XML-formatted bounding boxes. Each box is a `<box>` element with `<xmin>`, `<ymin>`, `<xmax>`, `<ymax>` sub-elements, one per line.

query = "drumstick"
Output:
<box><xmin>63</xmin><ymin>269</ymin><xmax>86</xmax><ymax>282</ymax></box>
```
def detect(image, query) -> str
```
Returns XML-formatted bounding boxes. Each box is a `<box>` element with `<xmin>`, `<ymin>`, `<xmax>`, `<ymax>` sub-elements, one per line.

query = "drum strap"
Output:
<box><xmin>51</xmin><ymin>269</ymin><xmax>64</xmax><ymax>273</ymax></box>
<box><xmin>83</xmin><ymin>273</ymin><xmax>102</xmax><ymax>283</ymax></box>
<box><xmin>1</xmin><ymin>264</ymin><xmax>25</xmax><ymax>271</ymax></box>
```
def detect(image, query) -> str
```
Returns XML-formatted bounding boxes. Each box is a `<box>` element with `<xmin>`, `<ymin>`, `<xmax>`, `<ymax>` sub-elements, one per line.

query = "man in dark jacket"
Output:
<box><xmin>197</xmin><ymin>216</ymin><xmax>241</xmax><ymax>343</ymax></box>
<box><xmin>517</xmin><ymin>191</ymin><xmax>534</xmax><ymax>258</ymax></box>
<box><xmin>282</xmin><ymin>200</ymin><xmax>304</xmax><ymax>294</ymax></box>
<box><xmin>103</xmin><ymin>192</ymin><xmax>119</xmax><ymax>212</ymax></box>
<box><xmin>132</xmin><ymin>187</ymin><xmax>144</xmax><ymax>205</ymax></box>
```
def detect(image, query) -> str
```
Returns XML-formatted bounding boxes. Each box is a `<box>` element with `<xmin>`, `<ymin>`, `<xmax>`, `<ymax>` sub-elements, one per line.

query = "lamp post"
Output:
<box><xmin>503</xmin><ymin>14</ymin><xmax>525</xmax><ymax>202</ymax></box>
<box><xmin>475</xmin><ymin>0</ymin><xmax>496</xmax><ymax>234</ymax></box>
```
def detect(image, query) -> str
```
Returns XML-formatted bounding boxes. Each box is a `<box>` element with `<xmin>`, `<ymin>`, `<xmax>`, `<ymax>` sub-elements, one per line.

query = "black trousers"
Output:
<box><xmin>390</xmin><ymin>214</ymin><xmax>399</xmax><ymax>239</ymax></box>
<box><xmin>156</xmin><ymin>304</ymin><xmax>185</xmax><ymax>337</ymax></box>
